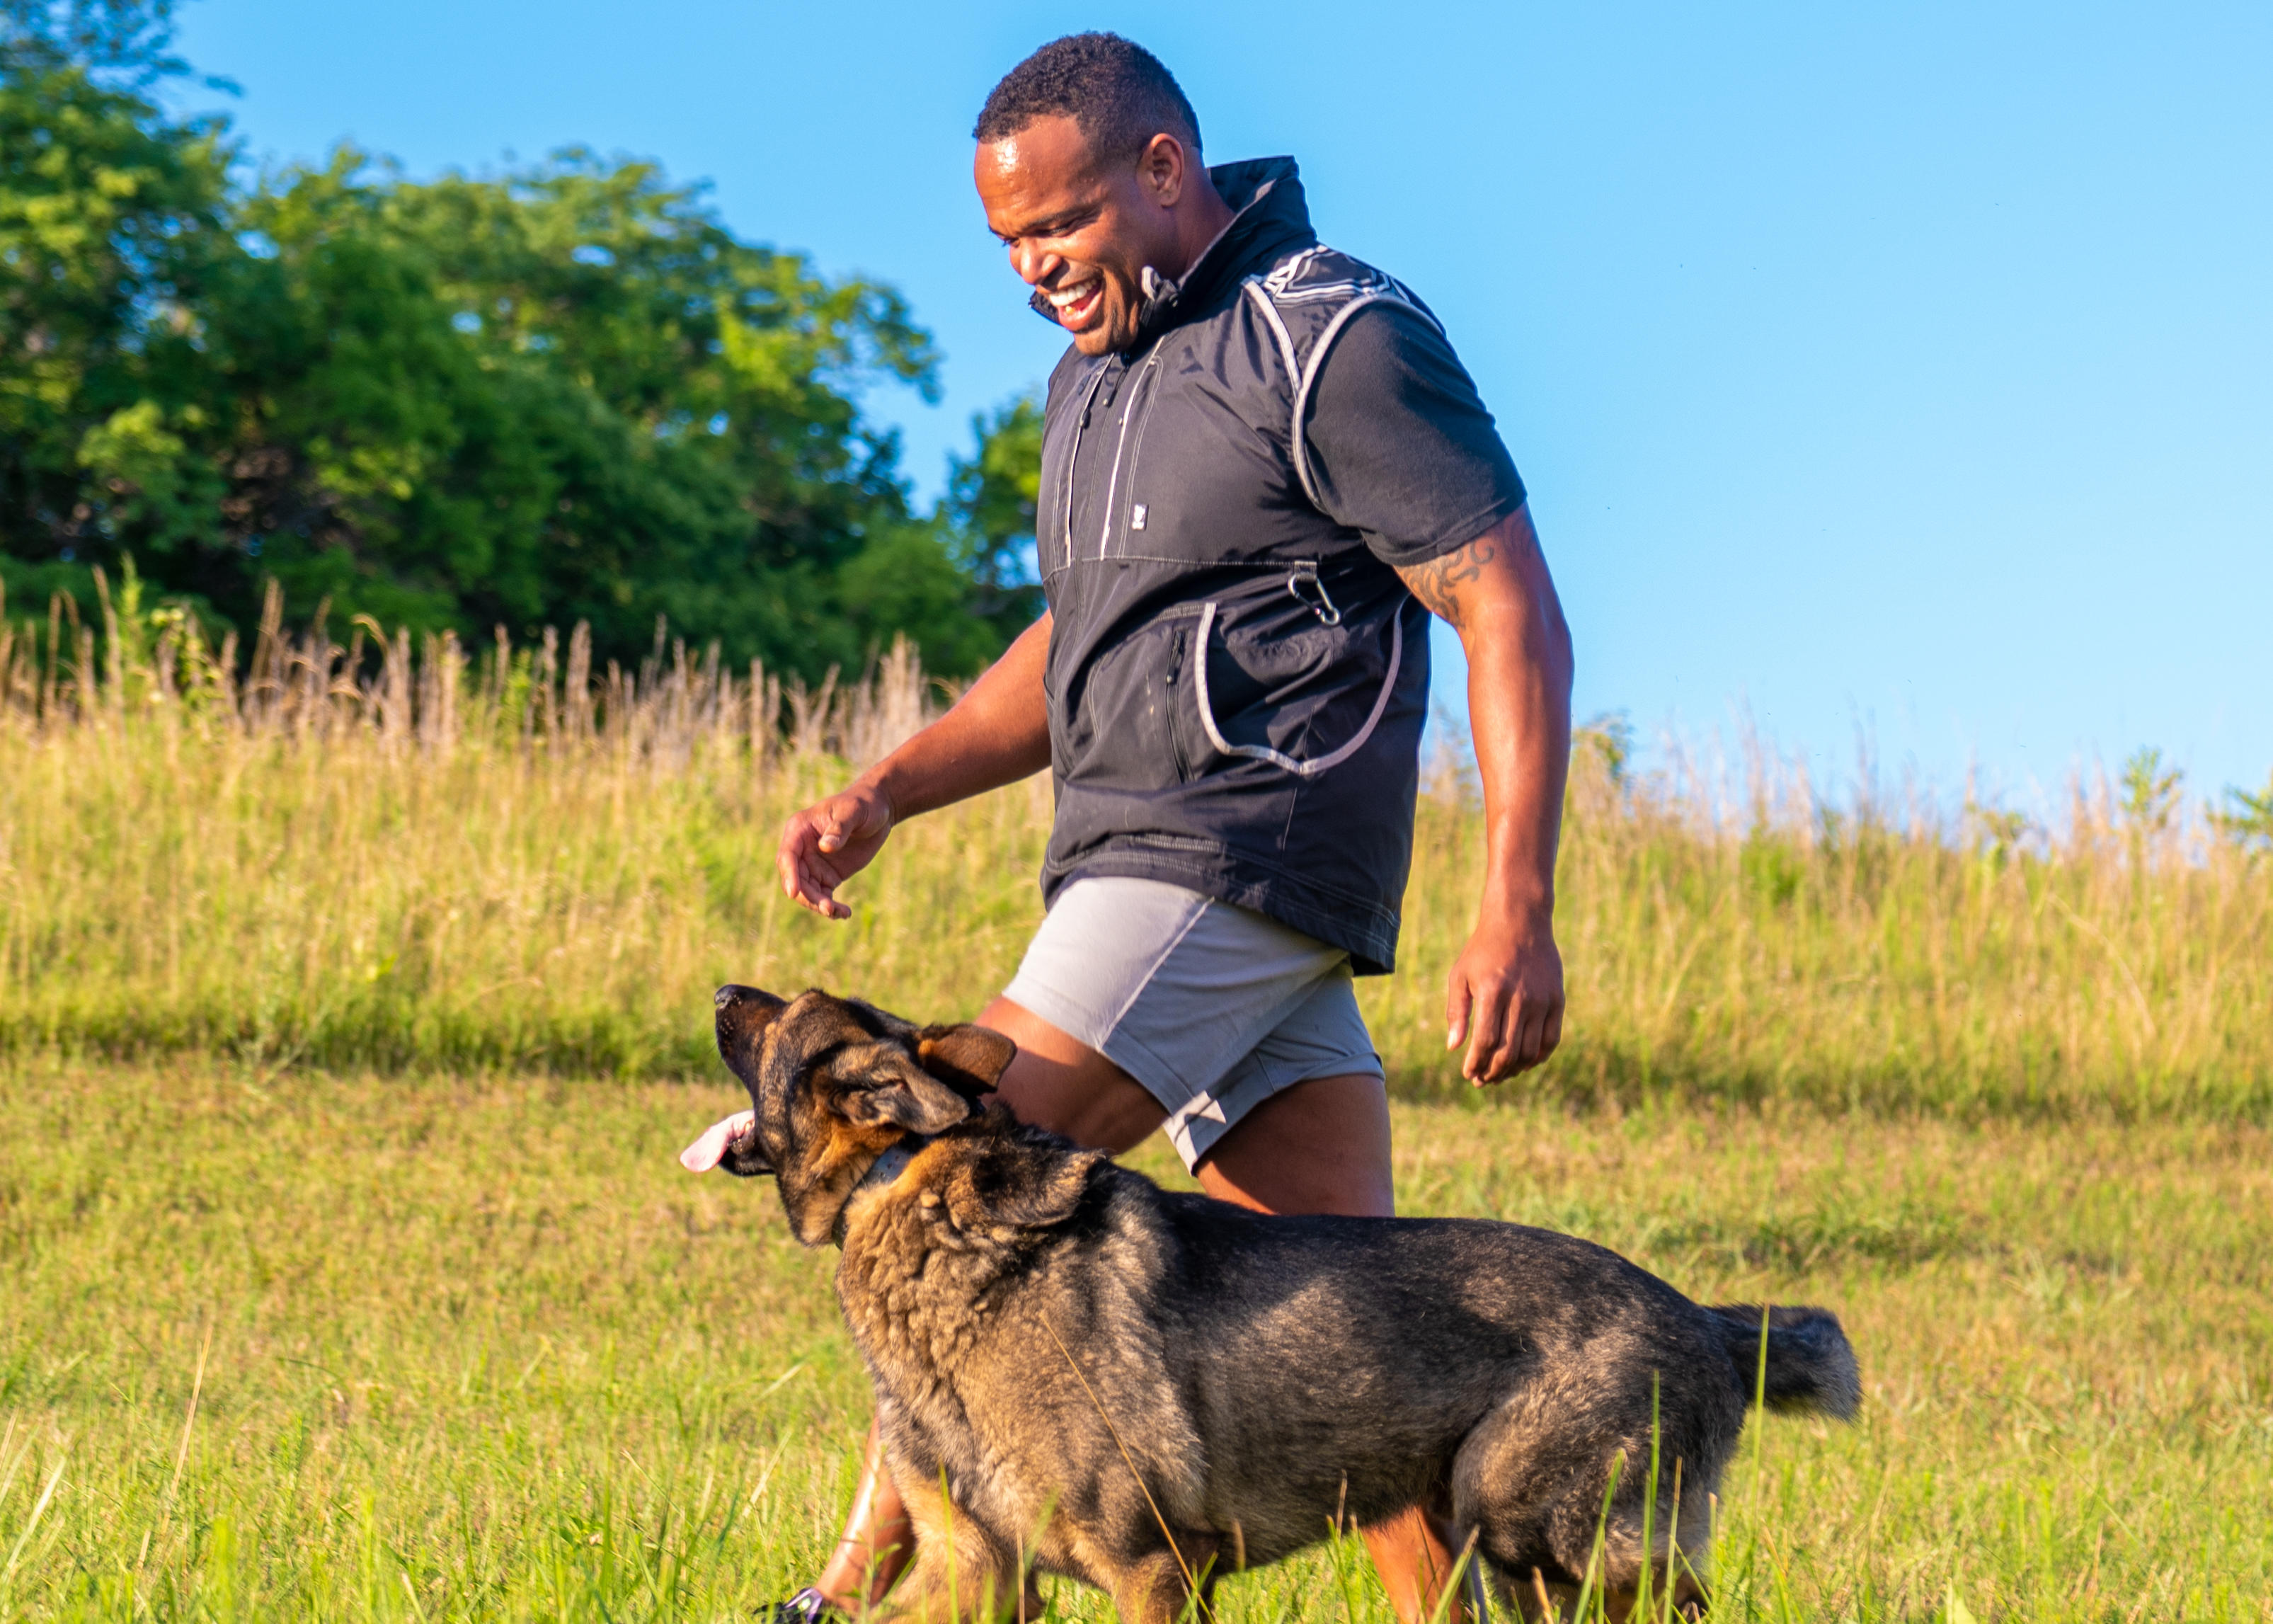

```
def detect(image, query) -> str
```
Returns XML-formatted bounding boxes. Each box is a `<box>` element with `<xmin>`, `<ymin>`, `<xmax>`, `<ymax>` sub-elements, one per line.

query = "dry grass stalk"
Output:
<box><xmin>0</xmin><ymin>581</ymin><xmax>936</xmax><ymax>770</ymax></box>
<box><xmin>0</xmin><ymin>588</ymin><xmax>2267</xmax><ymax>1112</ymax></box>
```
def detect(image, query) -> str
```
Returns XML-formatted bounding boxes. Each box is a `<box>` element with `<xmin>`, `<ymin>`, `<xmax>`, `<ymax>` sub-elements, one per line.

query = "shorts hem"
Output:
<box><xmin>1167</xmin><ymin>1048</ymin><xmax>1387</xmax><ymax>1170</ymax></box>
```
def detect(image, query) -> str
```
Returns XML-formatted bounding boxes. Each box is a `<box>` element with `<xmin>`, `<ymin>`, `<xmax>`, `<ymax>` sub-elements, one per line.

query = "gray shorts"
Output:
<box><xmin>1001</xmin><ymin>876</ymin><xmax>1385</xmax><ymax>1170</ymax></box>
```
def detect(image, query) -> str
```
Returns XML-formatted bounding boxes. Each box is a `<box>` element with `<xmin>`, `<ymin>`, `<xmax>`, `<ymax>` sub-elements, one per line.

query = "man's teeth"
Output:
<box><xmin>1048</xmin><ymin>280</ymin><xmax>1099</xmax><ymax>311</ymax></box>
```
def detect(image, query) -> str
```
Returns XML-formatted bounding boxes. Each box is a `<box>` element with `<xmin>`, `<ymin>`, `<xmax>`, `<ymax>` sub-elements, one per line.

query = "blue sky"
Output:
<box><xmin>167</xmin><ymin>1</ymin><xmax>2273</xmax><ymax>816</ymax></box>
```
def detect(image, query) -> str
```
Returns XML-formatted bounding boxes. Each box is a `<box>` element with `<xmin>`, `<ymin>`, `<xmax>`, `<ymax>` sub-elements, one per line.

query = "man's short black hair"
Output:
<box><xmin>973</xmin><ymin>33</ymin><xmax>1202</xmax><ymax>166</ymax></box>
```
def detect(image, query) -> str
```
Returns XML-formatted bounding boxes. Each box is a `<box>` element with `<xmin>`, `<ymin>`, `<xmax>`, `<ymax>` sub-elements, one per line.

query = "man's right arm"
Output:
<box><xmin>777</xmin><ymin>612</ymin><xmax>1053</xmax><ymax>919</ymax></box>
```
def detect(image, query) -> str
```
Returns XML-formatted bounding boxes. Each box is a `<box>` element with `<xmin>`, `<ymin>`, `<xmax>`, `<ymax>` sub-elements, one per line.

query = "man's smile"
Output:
<box><xmin>1043</xmin><ymin>275</ymin><xmax>1104</xmax><ymax>328</ymax></box>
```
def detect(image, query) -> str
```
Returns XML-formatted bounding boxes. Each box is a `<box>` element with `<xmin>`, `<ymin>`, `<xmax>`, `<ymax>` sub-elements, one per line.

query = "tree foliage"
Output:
<box><xmin>1</xmin><ymin>47</ymin><xmax>1040</xmax><ymax>679</ymax></box>
<box><xmin>0</xmin><ymin>0</ymin><xmax>188</xmax><ymax>84</ymax></box>
<box><xmin>941</xmin><ymin>392</ymin><xmax>1044</xmax><ymax>644</ymax></box>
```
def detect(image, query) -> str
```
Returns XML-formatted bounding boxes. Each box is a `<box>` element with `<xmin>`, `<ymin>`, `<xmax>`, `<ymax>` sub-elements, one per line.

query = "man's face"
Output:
<box><xmin>975</xmin><ymin>113</ymin><xmax>1186</xmax><ymax>356</ymax></box>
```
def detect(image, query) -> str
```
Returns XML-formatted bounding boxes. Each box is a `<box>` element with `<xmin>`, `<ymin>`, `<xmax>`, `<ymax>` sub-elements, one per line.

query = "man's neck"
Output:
<box><xmin>1162</xmin><ymin>175</ymin><xmax>1238</xmax><ymax>282</ymax></box>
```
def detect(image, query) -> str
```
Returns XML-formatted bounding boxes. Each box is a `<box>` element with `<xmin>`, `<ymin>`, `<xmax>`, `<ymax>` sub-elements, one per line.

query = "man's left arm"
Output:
<box><xmin>1397</xmin><ymin>502</ymin><xmax>1573</xmax><ymax>1084</ymax></box>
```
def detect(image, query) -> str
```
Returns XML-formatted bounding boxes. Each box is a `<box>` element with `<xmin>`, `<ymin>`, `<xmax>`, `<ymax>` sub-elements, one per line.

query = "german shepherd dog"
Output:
<box><xmin>706</xmin><ymin>985</ymin><xmax>1859</xmax><ymax>1623</ymax></box>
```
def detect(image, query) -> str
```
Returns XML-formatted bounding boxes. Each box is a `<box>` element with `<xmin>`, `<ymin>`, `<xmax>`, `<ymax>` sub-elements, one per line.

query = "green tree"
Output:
<box><xmin>1</xmin><ymin>0</ymin><xmax>188</xmax><ymax>84</ymax></box>
<box><xmin>2118</xmin><ymin>746</ymin><xmax>2183</xmax><ymax>837</ymax></box>
<box><xmin>939</xmin><ymin>392</ymin><xmax>1045</xmax><ymax>646</ymax></box>
<box><xmin>3</xmin><ymin>42</ymin><xmax>1043</xmax><ymax>680</ymax></box>
<box><xmin>2211</xmin><ymin>774</ymin><xmax>2273</xmax><ymax>854</ymax></box>
<box><xmin>0</xmin><ymin>60</ymin><xmax>235</xmax><ymax>614</ymax></box>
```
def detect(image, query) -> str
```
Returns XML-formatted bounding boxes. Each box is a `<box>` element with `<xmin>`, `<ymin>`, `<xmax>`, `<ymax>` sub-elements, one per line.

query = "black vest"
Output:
<box><xmin>1036</xmin><ymin>156</ymin><xmax>1446</xmax><ymax>974</ymax></box>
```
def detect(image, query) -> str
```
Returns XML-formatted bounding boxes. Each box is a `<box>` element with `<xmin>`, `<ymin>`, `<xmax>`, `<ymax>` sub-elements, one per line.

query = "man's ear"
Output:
<box><xmin>715</xmin><ymin>985</ymin><xmax>786</xmax><ymax>1090</ymax></box>
<box><xmin>1137</xmin><ymin>131</ymin><xmax>1188</xmax><ymax>207</ymax></box>
<box><xmin>838</xmin><ymin>1056</ymin><xmax>975</xmax><ymax>1136</ymax></box>
<box><xmin>915</xmin><ymin>1024</ymin><xmax>1018</xmax><ymax>1095</ymax></box>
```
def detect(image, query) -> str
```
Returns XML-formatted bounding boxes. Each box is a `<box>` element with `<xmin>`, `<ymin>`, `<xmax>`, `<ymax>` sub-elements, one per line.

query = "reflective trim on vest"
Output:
<box><xmin>1286</xmin><ymin>289</ymin><xmax>1445</xmax><ymax>513</ymax></box>
<box><xmin>1192</xmin><ymin>600</ymin><xmax>1404</xmax><ymax>777</ymax></box>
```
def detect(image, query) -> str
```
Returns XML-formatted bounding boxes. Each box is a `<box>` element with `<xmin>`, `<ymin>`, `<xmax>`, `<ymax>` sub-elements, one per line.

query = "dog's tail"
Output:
<box><xmin>1707</xmin><ymin>1304</ymin><xmax>1861</xmax><ymax>1419</ymax></box>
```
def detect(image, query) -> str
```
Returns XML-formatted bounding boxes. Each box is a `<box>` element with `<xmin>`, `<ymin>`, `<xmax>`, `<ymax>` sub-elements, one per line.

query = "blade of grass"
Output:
<box><xmin>1041</xmin><ymin>1316</ymin><xmax>1200</xmax><ymax>1608</ymax></box>
<box><xmin>1</xmin><ymin>1452</ymin><xmax>66</xmax><ymax>1584</ymax></box>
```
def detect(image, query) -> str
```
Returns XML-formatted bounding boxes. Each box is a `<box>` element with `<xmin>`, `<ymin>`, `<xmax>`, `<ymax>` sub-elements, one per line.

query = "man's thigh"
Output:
<box><xmin>979</xmin><ymin>995</ymin><xmax>1166</xmax><ymax>1155</ymax></box>
<box><xmin>979</xmin><ymin>996</ymin><xmax>1393</xmax><ymax>1218</ymax></box>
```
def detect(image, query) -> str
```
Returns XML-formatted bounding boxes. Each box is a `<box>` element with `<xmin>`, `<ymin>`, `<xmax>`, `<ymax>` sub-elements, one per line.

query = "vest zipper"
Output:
<box><xmin>1058</xmin><ymin>362</ymin><xmax>1110</xmax><ymax>573</ymax></box>
<box><xmin>1115</xmin><ymin>352</ymin><xmax>1169</xmax><ymax>555</ymax></box>
<box><xmin>1097</xmin><ymin>343</ymin><xmax>1165</xmax><ymax>560</ymax></box>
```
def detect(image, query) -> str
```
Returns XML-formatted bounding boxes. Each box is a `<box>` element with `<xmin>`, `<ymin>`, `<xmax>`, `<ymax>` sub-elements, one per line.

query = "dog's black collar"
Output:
<box><xmin>832</xmin><ymin>1136</ymin><xmax>928</xmax><ymax>1247</ymax></box>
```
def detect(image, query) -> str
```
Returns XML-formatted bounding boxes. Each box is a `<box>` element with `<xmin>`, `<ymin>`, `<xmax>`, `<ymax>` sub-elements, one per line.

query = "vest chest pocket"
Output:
<box><xmin>1192</xmin><ymin>588</ymin><xmax>1404</xmax><ymax>777</ymax></box>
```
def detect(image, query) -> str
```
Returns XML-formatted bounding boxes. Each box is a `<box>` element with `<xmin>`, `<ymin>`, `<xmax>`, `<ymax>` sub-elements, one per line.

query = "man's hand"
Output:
<box><xmin>778</xmin><ymin>780</ymin><xmax>895</xmax><ymax>920</ymax></box>
<box><xmin>1397</xmin><ymin>504</ymin><xmax>1574</xmax><ymax>1088</ymax></box>
<box><xmin>680</xmin><ymin>1111</ymin><xmax>755</xmax><ymax>1172</ymax></box>
<box><xmin>774</xmin><ymin>613</ymin><xmax>1055</xmax><ymax>923</ymax></box>
<box><xmin>1445</xmin><ymin>911</ymin><xmax>1565</xmax><ymax>1083</ymax></box>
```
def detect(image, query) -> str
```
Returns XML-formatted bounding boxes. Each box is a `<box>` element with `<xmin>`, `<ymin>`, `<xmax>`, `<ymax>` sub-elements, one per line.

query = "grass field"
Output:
<box><xmin>4</xmin><ymin>1061</ymin><xmax>2268</xmax><ymax>1621</ymax></box>
<box><xmin>3</xmin><ymin>600</ymin><xmax>2272</xmax><ymax>1619</ymax></box>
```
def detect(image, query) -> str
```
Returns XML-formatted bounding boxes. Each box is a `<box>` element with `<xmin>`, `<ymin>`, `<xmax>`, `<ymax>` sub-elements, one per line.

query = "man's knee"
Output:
<box><xmin>1196</xmin><ymin>1071</ymin><xmax>1395</xmax><ymax>1218</ymax></box>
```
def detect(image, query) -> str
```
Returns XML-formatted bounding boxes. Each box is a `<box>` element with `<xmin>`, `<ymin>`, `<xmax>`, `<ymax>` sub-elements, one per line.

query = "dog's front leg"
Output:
<box><xmin>1106</xmin><ymin>1536</ymin><xmax>1220</xmax><ymax>1624</ymax></box>
<box><xmin>879</xmin><ymin>1487</ymin><xmax>1021</xmax><ymax>1624</ymax></box>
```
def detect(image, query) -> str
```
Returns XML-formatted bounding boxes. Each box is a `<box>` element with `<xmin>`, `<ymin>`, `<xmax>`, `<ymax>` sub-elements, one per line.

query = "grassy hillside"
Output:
<box><xmin>3</xmin><ymin>598</ymin><xmax>2269</xmax><ymax>1116</ymax></box>
<box><xmin>4</xmin><ymin>601</ymin><xmax>2271</xmax><ymax>1618</ymax></box>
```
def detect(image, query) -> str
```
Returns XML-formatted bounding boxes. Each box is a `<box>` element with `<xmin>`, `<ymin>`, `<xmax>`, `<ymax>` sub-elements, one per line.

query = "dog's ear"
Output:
<box><xmin>915</xmin><ymin>1024</ymin><xmax>1017</xmax><ymax>1096</ymax></box>
<box><xmin>715</xmin><ymin>985</ymin><xmax>786</xmax><ymax>1089</ymax></box>
<box><xmin>838</xmin><ymin>1056</ymin><xmax>975</xmax><ymax>1136</ymax></box>
<box><xmin>948</xmin><ymin>1138</ymin><xmax>1101</xmax><ymax>1231</ymax></box>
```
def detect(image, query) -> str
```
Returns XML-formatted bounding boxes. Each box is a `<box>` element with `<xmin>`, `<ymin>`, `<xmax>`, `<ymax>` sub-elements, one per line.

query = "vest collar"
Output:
<box><xmin>1026</xmin><ymin>156</ymin><xmax>1317</xmax><ymax>349</ymax></box>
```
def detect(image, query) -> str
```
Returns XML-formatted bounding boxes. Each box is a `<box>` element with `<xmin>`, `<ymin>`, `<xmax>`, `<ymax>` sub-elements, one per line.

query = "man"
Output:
<box><xmin>681</xmin><ymin>33</ymin><xmax>1573</xmax><ymax>1624</ymax></box>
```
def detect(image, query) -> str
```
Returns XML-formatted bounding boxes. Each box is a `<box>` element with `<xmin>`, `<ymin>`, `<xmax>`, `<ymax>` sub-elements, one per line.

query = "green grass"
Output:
<box><xmin>2</xmin><ymin>1061</ymin><xmax>2267</xmax><ymax>1620</ymax></box>
<box><xmin>5</xmin><ymin>607</ymin><xmax>2272</xmax><ymax>1618</ymax></box>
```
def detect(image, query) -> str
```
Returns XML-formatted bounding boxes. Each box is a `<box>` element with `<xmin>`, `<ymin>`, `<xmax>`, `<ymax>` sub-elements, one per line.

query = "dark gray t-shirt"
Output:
<box><xmin>1304</xmin><ymin>302</ymin><xmax>1528</xmax><ymax>568</ymax></box>
<box><xmin>1060</xmin><ymin>302</ymin><xmax>1524</xmax><ymax>580</ymax></box>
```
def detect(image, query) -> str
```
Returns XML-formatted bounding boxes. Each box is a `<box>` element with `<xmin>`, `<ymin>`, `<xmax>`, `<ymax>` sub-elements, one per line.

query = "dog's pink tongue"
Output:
<box><xmin>680</xmin><ymin>1112</ymin><xmax>752</xmax><ymax>1172</ymax></box>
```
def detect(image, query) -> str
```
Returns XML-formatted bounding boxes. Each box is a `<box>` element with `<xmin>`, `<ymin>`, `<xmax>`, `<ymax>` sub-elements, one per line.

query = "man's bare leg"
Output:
<box><xmin>811</xmin><ymin>1423</ymin><xmax>916</xmax><ymax>1609</ymax></box>
<box><xmin>813</xmin><ymin>1000</ymin><xmax>1464</xmax><ymax>1624</ymax></box>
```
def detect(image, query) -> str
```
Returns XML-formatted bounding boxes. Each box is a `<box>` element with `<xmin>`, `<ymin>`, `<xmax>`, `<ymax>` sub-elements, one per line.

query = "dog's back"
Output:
<box><xmin>1141</xmin><ymin>1198</ymin><xmax>1751</xmax><ymax>1565</ymax></box>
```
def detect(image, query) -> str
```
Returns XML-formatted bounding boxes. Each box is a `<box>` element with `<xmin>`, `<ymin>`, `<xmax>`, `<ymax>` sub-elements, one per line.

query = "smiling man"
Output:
<box><xmin>683</xmin><ymin>32</ymin><xmax>1573</xmax><ymax>1624</ymax></box>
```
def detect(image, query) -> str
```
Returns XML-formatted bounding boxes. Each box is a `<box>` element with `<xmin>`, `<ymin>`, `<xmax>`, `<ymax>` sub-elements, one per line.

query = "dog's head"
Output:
<box><xmin>711</xmin><ymin>985</ymin><xmax>1017</xmax><ymax>1245</ymax></box>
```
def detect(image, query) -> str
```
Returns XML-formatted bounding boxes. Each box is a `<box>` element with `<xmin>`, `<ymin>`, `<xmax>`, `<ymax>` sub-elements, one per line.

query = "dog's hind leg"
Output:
<box><xmin>1493</xmin><ymin>1567</ymin><xmax>1705</xmax><ymax>1624</ymax></box>
<box><xmin>1547</xmin><ymin>1483</ymin><xmax>1712</xmax><ymax>1623</ymax></box>
<box><xmin>1449</xmin><ymin>1393</ymin><xmax>1581</xmax><ymax>1618</ymax></box>
<box><xmin>1456</xmin><ymin>1388</ymin><xmax>1720</xmax><ymax>1623</ymax></box>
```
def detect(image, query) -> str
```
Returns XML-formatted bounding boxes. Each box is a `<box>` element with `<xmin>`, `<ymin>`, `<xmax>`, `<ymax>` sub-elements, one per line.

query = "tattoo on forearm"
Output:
<box><xmin>1399</xmin><ymin>535</ymin><xmax>1499</xmax><ymax>629</ymax></box>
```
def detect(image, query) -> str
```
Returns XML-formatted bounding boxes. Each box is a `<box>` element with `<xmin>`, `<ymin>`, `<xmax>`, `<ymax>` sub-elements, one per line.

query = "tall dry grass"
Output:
<box><xmin>2</xmin><ymin>576</ymin><xmax>2269</xmax><ymax>1114</ymax></box>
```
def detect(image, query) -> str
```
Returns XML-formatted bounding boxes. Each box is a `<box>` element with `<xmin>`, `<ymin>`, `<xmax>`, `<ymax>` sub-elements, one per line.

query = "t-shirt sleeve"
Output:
<box><xmin>1300</xmin><ymin>301</ymin><xmax>1526</xmax><ymax>567</ymax></box>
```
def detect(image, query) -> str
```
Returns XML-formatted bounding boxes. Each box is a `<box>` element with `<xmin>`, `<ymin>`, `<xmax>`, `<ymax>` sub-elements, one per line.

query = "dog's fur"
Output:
<box><xmin>710</xmin><ymin>985</ymin><xmax>1860</xmax><ymax>1623</ymax></box>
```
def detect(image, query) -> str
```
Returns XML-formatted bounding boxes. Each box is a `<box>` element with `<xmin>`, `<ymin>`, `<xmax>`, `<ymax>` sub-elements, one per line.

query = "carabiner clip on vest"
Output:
<box><xmin>1287</xmin><ymin>565</ymin><xmax>1344</xmax><ymax>627</ymax></box>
